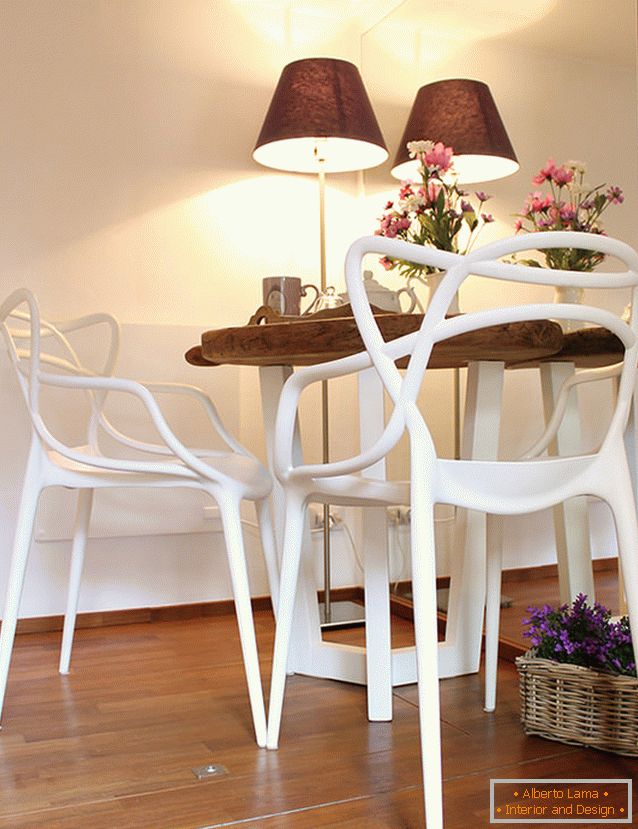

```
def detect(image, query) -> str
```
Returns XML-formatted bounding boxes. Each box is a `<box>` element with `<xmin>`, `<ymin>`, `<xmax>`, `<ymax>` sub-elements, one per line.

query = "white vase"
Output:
<box><xmin>553</xmin><ymin>286</ymin><xmax>585</xmax><ymax>333</ymax></box>
<box><xmin>428</xmin><ymin>272</ymin><xmax>460</xmax><ymax>314</ymax></box>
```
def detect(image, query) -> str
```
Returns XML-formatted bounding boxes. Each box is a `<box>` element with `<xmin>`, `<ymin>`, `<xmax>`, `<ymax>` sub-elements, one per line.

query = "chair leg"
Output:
<box><xmin>410</xmin><ymin>492</ymin><xmax>444</xmax><ymax>829</ymax></box>
<box><xmin>217</xmin><ymin>494</ymin><xmax>267</xmax><ymax>748</ymax></box>
<box><xmin>255</xmin><ymin>498</ymin><xmax>280</xmax><ymax>618</ymax></box>
<box><xmin>59</xmin><ymin>489</ymin><xmax>93</xmax><ymax>675</ymax></box>
<box><xmin>266</xmin><ymin>493</ymin><xmax>305</xmax><ymax>750</ymax></box>
<box><xmin>0</xmin><ymin>475</ymin><xmax>42</xmax><ymax>724</ymax></box>
<box><xmin>484</xmin><ymin>513</ymin><xmax>503</xmax><ymax>713</ymax></box>
<box><xmin>607</xmin><ymin>476</ymin><xmax>638</xmax><ymax>667</ymax></box>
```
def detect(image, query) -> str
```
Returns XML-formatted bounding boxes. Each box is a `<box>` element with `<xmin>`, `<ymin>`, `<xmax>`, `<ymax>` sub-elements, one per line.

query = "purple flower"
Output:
<box><xmin>522</xmin><ymin>594</ymin><xmax>635</xmax><ymax>677</ymax></box>
<box><xmin>607</xmin><ymin>186</ymin><xmax>624</xmax><ymax>205</ymax></box>
<box><xmin>475</xmin><ymin>190</ymin><xmax>490</xmax><ymax>202</ymax></box>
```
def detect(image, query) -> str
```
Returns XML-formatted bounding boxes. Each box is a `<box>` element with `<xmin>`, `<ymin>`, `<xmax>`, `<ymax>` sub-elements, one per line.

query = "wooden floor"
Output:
<box><xmin>1</xmin><ymin>604</ymin><xmax>636</xmax><ymax>828</ymax></box>
<box><xmin>492</xmin><ymin>564</ymin><xmax>621</xmax><ymax>651</ymax></box>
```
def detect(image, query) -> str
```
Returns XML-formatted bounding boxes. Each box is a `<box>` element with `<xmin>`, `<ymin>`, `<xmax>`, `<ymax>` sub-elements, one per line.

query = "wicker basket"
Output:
<box><xmin>516</xmin><ymin>651</ymin><xmax>638</xmax><ymax>756</ymax></box>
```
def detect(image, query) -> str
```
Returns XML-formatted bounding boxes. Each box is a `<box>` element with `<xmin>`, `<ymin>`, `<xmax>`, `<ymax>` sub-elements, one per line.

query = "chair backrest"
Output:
<box><xmin>0</xmin><ymin>288</ymin><xmax>121</xmax><ymax>453</ymax></box>
<box><xmin>345</xmin><ymin>232</ymin><xmax>638</xmax><ymax>456</ymax></box>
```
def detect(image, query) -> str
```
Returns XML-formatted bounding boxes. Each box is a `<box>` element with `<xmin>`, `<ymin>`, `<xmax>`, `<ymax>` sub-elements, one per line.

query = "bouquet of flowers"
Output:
<box><xmin>523</xmin><ymin>593</ymin><xmax>635</xmax><ymax>677</ymax></box>
<box><xmin>375</xmin><ymin>140</ymin><xmax>494</xmax><ymax>280</ymax></box>
<box><xmin>514</xmin><ymin>159</ymin><xmax>624</xmax><ymax>271</ymax></box>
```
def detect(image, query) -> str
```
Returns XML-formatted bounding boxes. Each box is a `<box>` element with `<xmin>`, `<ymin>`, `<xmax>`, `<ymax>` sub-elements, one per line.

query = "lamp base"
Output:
<box><xmin>319</xmin><ymin>600</ymin><xmax>366</xmax><ymax>629</ymax></box>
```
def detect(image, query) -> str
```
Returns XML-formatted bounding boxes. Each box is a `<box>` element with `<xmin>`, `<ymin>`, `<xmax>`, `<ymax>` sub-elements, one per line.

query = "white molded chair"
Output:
<box><xmin>0</xmin><ymin>289</ymin><xmax>279</xmax><ymax>747</ymax></box>
<box><xmin>266</xmin><ymin>232</ymin><xmax>638</xmax><ymax>828</ymax></box>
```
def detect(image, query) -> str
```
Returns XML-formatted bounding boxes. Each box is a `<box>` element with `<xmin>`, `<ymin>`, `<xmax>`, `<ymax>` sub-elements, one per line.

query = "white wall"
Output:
<box><xmin>0</xmin><ymin>0</ymin><xmax>370</xmax><ymax>616</ymax></box>
<box><xmin>0</xmin><ymin>1</ymin><xmax>636</xmax><ymax>618</ymax></box>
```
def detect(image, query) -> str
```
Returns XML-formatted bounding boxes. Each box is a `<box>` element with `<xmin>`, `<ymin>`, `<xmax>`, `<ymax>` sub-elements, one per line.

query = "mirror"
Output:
<box><xmin>360</xmin><ymin>1</ymin><xmax>638</xmax><ymax>587</ymax></box>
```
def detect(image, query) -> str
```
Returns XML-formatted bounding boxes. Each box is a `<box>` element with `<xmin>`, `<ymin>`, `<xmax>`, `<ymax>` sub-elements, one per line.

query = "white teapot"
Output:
<box><xmin>340</xmin><ymin>270</ymin><xmax>418</xmax><ymax>313</ymax></box>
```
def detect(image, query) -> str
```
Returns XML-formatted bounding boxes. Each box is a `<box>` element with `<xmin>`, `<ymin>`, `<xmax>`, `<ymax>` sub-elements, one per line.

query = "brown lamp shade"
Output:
<box><xmin>391</xmin><ymin>79</ymin><xmax>518</xmax><ymax>184</ymax></box>
<box><xmin>253</xmin><ymin>58</ymin><xmax>388</xmax><ymax>174</ymax></box>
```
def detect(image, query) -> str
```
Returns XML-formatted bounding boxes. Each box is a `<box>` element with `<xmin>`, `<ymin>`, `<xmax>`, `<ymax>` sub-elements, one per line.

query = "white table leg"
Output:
<box><xmin>358</xmin><ymin>367</ymin><xmax>392</xmax><ymax>721</ymax></box>
<box><xmin>259</xmin><ymin>366</ymin><xmax>369</xmax><ymax>685</ymax></box>
<box><xmin>438</xmin><ymin>361</ymin><xmax>504</xmax><ymax>677</ymax></box>
<box><xmin>540</xmin><ymin>362</ymin><xmax>595</xmax><ymax>603</ymax></box>
<box><xmin>257</xmin><ymin>359</ymin><xmax>503</xmax><ymax>698</ymax></box>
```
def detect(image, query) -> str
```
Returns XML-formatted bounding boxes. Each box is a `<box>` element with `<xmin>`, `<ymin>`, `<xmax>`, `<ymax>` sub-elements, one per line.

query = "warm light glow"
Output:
<box><xmin>230</xmin><ymin>1</ymin><xmax>406</xmax><ymax>49</ymax></box>
<box><xmin>391</xmin><ymin>154</ymin><xmax>520</xmax><ymax>184</ymax></box>
<box><xmin>253</xmin><ymin>136</ymin><xmax>388</xmax><ymax>173</ymax></box>
<box><xmin>362</xmin><ymin>0</ymin><xmax>558</xmax><ymax>79</ymax></box>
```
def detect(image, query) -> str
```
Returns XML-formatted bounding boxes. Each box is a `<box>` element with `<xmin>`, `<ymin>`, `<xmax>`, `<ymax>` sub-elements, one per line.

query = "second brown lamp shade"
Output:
<box><xmin>391</xmin><ymin>78</ymin><xmax>519</xmax><ymax>183</ymax></box>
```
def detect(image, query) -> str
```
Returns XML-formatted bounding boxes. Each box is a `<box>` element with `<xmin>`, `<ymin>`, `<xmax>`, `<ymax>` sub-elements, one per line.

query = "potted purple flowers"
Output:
<box><xmin>523</xmin><ymin>593</ymin><xmax>635</xmax><ymax>676</ymax></box>
<box><xmin>516</xmin><ymin>594</ymin><xmax>638</xmax><ymax>756</ymax></box>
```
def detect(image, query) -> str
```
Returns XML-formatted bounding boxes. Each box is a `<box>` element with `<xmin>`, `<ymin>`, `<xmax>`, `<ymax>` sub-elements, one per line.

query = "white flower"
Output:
<box><xmin>407</xmin><ymin>139</ymin><xmax>435</xmax><ymax>158</ymax></box>
<box><xmin>400</xmin><ymin>194</ymin><xmax>426</xmax><ymax>212</ymax></box>
<box><xmin>566</xmin><ymin>159</ymin><xmax>587</xmax><ymax>175</ymax></box>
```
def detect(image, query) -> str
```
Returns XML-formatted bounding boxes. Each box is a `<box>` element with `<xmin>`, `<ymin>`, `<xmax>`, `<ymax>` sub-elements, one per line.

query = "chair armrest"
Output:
<box><xmin>36</xmin><ymin>371</ymin><xmax>243</xmax><ymax>484</ymax></box>
<box><xmin>122</xmin><ymin>380</ymin><xmax>252</xmax><ymax>458</ymax></box>
<box><xmin>519</xmin><ymin>363</ymin><xmax>622</xmax><ymax>460</ymax></box>
<box><xmin>273</xmin><ymin>348</ymin><xmax>407</xmax><ymax>481</ymax></box>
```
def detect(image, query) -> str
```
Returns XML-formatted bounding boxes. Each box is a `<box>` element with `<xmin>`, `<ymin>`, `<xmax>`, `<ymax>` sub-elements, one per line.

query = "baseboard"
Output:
<box><xmin>500</xmin><ymin>556</ymin><xmax>617</xmax><ymax>583</ymax></box>
<box><xmin>13</xmin><ymin>560</ymin><xmax>617</xmax><ymax>638</ymax></box>
<box><xmin>14</xmin><ymin>587</ymin><xmax>364</xmax><ymax>636</ymax></box>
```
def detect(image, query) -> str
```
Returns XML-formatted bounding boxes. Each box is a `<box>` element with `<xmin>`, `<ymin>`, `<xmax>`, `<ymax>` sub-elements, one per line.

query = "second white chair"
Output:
<box><xmin>0</xmin><ymin>289</ymin><xmax>279</xmax><ymax>747</ymax></box>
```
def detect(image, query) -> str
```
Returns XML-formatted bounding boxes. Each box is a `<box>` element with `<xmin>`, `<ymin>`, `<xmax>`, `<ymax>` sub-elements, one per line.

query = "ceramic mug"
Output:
<box><xmin>262</xmin><ymin>277</ymin><xmax>319</xmax><ymax>316</ymax></box>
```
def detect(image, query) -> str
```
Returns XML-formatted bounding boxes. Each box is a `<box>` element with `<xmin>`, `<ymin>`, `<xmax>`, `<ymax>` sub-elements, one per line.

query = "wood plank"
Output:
<box><xmin>510</xmin><ymin>326</ymin><xmax>623</xmax><ymax>369</ymax></box>
<box><xmin>192</xmin><ymin>311</ymin><xmax>563</xmax><ymax>369</ymax></box>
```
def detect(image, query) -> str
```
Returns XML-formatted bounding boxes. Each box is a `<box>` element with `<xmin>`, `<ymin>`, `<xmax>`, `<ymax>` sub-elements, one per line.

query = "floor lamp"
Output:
<box><xmin>253</xmin><ymin>57</ymin><xmax>388</xmax><ymax>626</ymax></box>
<box><xmin>391</xmin><ymin>78</ymin><xmax>519</xmax><ymax>605</ymax></box>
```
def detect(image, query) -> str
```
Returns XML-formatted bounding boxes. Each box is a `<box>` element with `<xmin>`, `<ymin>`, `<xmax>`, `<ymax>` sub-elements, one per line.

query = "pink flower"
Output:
<box><xmin>514</xmin><ymin>219</ymin><xmax>523</xmax><ymax>232</ymax></box>
<box><xmin>548</xmin><ymin>205</ymin><xmax>561</xmax><ymax>223</ymax></box>
<box><xmin>527</xmin><ymin>191</ymin><xmax>552</xmax><ymax>213</ymax></box>
<box><xmin>380</xmin><ymin>256</ymin><xmax>393</xmax><ymax>270</ymax></box>
<box><xmin>607</xmin><ymin>186</ymin><xmax>624</xmax><ymax>204</ymax></box>
<box><xmin>559</xmin><ymin>205</ymin><xmax>577</xmax><ymax>222</ymax></box>
<box><xmin>532</xmin><ymin>159</ymin><xmax>557</xmax><ymax>185</ymax></box>
<box><xmin>552</xmin><ymin>165</ymin><xmax>574</xmax><ymax>186</ymax></box>
<box><xmin>426</xmin><ymin>180</ymin><xmax>442</xmax><ymax>204</ymax></box>
<box><xmin>481</xmin><ymin>213</ymin><xmax>494</xmax><ymax>223</ymax></box>
<box><xmin>424</xmin><ymin>141</ymin><xmax>453</xmax><ymax>173</ymax></box>
<box><xmin>385</xmin><ymin>200</ymin><xmax>393</xmax><ymax>209</ymax></box>
<box><xmin>475</xmin><ymin>191</ymin><xmax>490</xmax><ymax>202</ymax></box>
